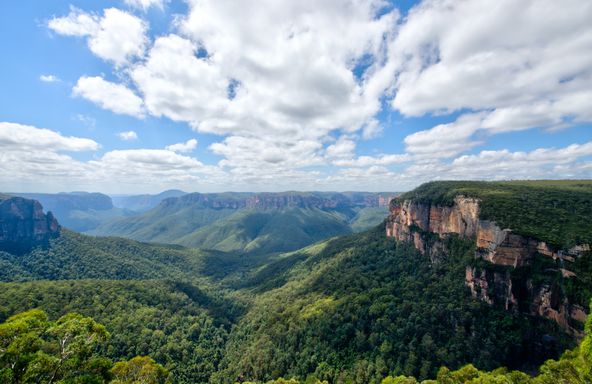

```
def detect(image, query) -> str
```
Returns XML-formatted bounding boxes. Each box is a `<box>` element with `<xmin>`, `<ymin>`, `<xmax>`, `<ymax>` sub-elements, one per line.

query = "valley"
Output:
<box><xmin>1</xmin><ymin>181</ymin><xmax>591</xmax><ymax>383</ymax></box>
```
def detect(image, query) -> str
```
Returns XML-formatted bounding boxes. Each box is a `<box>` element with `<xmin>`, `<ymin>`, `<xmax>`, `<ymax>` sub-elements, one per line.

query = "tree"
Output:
<box><xmin>110</xmin><ymin>356</ymin><xmax>169</xmax><ymax>384</ymax></box>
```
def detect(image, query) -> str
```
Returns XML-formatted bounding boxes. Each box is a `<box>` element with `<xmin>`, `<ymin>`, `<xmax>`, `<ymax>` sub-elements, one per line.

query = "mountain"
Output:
<box><xmin>111</xmin><ymin>189</ymin><xmax>187</xmax><ymax>212</ymax></box>
<box><xmin>91</xmin><ymin>191</ymin><xmax>396</xmax><ymax>254</ymax></box>
<box><xmin>1</xmin><ymin>182</ymin><xmax>591</xmax><ymax>383</ymax></box>
<box><xmin>10</xmin><ymin>192</ymin><xmax>132</xmax><ymax>232</ymax></box>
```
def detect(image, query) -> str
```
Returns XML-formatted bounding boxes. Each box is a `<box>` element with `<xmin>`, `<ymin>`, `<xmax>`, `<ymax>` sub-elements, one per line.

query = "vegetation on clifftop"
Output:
<box><xmin>397</xmin><ymin>180</ymin><xmax>592</xmax><ymax>248</ymax></box>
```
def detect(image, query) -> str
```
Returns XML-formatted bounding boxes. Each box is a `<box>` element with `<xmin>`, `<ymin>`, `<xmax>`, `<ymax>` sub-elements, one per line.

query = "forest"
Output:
<box><xmin>1</xmin><ymin>181</ymin><xmax>591</xmax><ymax>383</ymax></box>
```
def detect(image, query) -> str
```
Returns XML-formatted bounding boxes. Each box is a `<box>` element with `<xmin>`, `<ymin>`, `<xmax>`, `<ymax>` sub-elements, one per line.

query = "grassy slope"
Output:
<box><xmin>398</xmin><ymin>180</ymin><xmax>592</xmax><ymax>248</ymax></box>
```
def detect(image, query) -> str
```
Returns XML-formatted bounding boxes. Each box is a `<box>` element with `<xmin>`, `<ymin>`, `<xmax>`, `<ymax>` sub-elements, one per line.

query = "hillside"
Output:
<box><xmin>91</xmin><ymin>192</ymin><xmax>394</xmax><ymax>254</ymax></box>
<box><xmin>213</xmin><ymin>226</ymin><xmax>573</xmax><ymax>383</ymax></box>
<box><xmin>11</xmin><ymin>192</ymin><xmax>132</xmax><ymax>232</ymax></box>
<box><xmin>111</xmin><ymin>189</ymin><xmax>187</xmax><ymax>212</ymax></box>
<box><xmin>0</xmin><ymin>229</ymin><xmax>225</xmax><ymax>282</ymax></box>
<box><xmin>0</xmin><ymin>183</ymin><xmax>591</xmax><ymax>383</ymax></box>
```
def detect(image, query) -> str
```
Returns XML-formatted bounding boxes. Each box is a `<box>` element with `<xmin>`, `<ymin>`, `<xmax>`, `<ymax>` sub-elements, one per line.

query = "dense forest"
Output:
<box><xmin>0</xmin><ymin>226</ymin><xmax>575</xmax><ymax>383</ymax></box>
<box><xmin>1</xmin><ymin>181</ymin><xmax>591</xmax><ymax>383</ymax></box>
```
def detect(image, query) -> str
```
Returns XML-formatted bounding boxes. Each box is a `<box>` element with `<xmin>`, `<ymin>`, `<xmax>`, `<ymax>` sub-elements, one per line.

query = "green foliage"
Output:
<box><xmin>214</xmin><ymin>226</ymin><xmax>570</xmax><ymax>383</ymax></box>
<box><xmin>0</xmin><ymin>309</ymin><xmax>110</xmax><ymax>383</ymax></box>
<box><xmin>176</xmin><ymin>208</ymin><xmax>352</xmax><ymax>254</ymax></box>
<box><xmin>398</xmin><ymin>180</ymin><xmax>592</xmax><ymax>248</ymax></box>
<box><xmin>110</xmin><ymin>356</ymin><xmax>169</xmax><ymax>384</ymax></box>
<box><xmin>0</xmin><ymin>230</ymin><xmax>219</xmax><ymax>282</ymax></box>
<box><xmin>1</xmin><ymin>183</ymin><xmax>591</xmax><ymax>383</ymax></box>
<box><xmin>91</xmin><ymin>192</ymin><xmax>392</xmax><ymax>255</ymax></box>
<box><xmin>0</xmin><ymin>309</ymin><xmax>169</xmax><ymax>384</ymax></box>
<box><xmin>0</xmin><ymin>280</ymin><xmax>237</xmax><ymax>383</ymax></box>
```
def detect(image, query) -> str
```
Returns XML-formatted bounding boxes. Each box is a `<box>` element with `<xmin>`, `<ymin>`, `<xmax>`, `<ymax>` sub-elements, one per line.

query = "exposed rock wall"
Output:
<box><xmin>0</xmin><ymin>196</ymin><xmax>60</xmax><ymax>254</ymax></box>
<box><xmin>164</xmin><ymin>192</ymin><xmax>396</xmax><ymax>211</ymax></box>
<box><xmin>386</xmin><ymin>196</ymin><xmax>589</xmax><ymax>336</ymax></box>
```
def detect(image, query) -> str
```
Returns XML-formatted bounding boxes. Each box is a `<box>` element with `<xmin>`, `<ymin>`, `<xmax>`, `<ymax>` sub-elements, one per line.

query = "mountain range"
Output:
<box><xmin>1</xmin><ymin>180</ymin><xmax>591</xmax><ymax>383</ymax></box>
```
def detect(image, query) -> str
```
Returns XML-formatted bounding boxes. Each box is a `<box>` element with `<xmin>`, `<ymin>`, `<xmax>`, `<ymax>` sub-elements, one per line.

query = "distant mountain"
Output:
<box><xmin>111</xmin><ymin>189</ymin><xmax>187</xmax><ymax>212</ymax></box>
<box><xmin>91</xmin><ymin>191</ymin><xmax>397</xmax><ymax>254</ymax></box>
<box><xmin>10</xmin><ymin>192</ymin><xmax>132</xmax><ymax>232</ymax></box>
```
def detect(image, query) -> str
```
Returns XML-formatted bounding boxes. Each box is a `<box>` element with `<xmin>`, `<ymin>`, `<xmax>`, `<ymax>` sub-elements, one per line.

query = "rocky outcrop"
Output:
<box><xmin>164</xmin><ymin>192</ymin><xmax>396</xmax><ymax>211</ymax></box>
<box><xmin>0</xmin><ymin>196</ymin><xmax>60</xmax><ymax>254</ymax></box>
<box><xmin>386</xmin><ymin>196</ymin><xmax>586</xmax><ymax>266</ymax></box>
<box><xmin>386</xmin><ymin>196</ymin><xmax>589</xmax><ymax>335</ymax></box>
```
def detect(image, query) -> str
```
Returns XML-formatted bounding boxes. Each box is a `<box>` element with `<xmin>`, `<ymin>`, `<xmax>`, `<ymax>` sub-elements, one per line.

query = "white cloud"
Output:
<box><xmin>117</xmin><ymin>131</ymin><xmax>138</xmax><ymax>141</ymax></box>
<box><xmin>0</xmin><ymin>122</ymin><xmax>98</xmax><ymax>187</ymax></box>
<box><xmin>33</xmin><ymin>1</ymin><xmax>592</xmax><ymax>192</ymax></box>
<box><xmin>73</xmin><ymin>114</ymin><xmax>96</xmax><ymax>129</ymax></box>
<box><xmin>325</xmin><ymin>137</ymin><xmax>356</xmax><ymax>159</ymax></box>
<box><xmin>126</xmin><ymin>0</ymin><xmax>399</xmax><ymax>177</ymax></box>
<box><xmin>73</xmin><ymin>76</ymin><xmax>144</xmax><ymax>117</ymax></box>
<box><xmin>0</xmin><ymin>122</ymin><xmax>224</xmax><ymax>193</ymax></box>
<box><xmin>49</xmin><ymin>7</ymin><xmax>148</xmax><ymax>66</ymax></box>
<box><xmin>48</xmin><ymin>7</ymin><xmax>100</xmax><ymax>36</ymax></box>
<box><xmin>124</xmin><ymin>0</ymin><xmax>165</xmax><ymax>11</ymax></box>
<box><xmin>0</xmin><ymin>122</ymin><xmax>99</xmax><ymax>152</ymax></box>
<box><xmin>403</xmin><ymin>113</ymin><xmax>485</xmax><ymax>159</ymax></box>
<box><xmin>389</xmin><ymin>0</ymin><xmax>592</xmax><ymax>131</ymax></box>
<box><xmin>40</xmin><ymin>74</ymin><xmax>60</xmax><ymax>82</ymax></box>
<box><xmin>88</xmin><ymin>149</ymin><xmax>223</xmax><ymax>189</ymax></box>
<box><xmin>333</xmin><ymin>153</ymin><xmax>410</xmax><ymax>167</ymax></box>
<box><xmin>166</xmin><ymin>139</ymin><xmax>198</xmax><ymax>153</ymax></box>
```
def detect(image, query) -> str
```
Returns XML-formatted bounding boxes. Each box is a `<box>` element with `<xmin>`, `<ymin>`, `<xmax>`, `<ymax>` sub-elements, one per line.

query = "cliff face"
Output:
<box><xmin>163</xmin><ymin>192</ymin><xmax>396</xmax><ymax>211</ymax></box>
<box><xmin>0</xmin><ymin>196</ymin><xmax>60</xmax><ymax>254</ymax></box>
<box><xmin>386</xmin><ymin>196</ymin><xmax>589</xmax><ymax>336</ymax></box>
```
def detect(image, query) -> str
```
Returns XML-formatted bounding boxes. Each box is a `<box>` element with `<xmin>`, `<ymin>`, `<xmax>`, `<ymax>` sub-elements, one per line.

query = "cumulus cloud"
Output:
<box><xmin>0</xmin><ymin>122</ymin><xmax>99</xmax><ymax>151</ymax></box>
<box><xmin>390</xmin><ymin>0</ymin><xmax>592</xmax><ymax>127</ymax></box>
<box><xmin>403</xmin><ymin>113</ymin><xmax>485</xmax><ymax>159</ymax></box>
<box><xmin>40</xmin><ymin>74</ymin><xmax>60</xmax><ymax>82</ymax></box>
<box><xmin>325</xmin><ymin>137</ymin><xmax>356</xmax><ymax>159</ymax></box>
<box><xmin>117</xmin><ymin>131</ymin><xmax>138</xmax><ymax>141</ymax></box>
<box><xmin>0</xmin><ymin>122</ymin><xmax>222</xmax><ymax>192</ymax></box>
<box><xmin>0</xmin><ymin>122</ymin><xmax>98</xmax><ymax>186</ymax></box>
<box><xmin>35</xmin><ymin>0</ymin><xmax>592</xmax><ymax>191</ymax></box>
<box><xmin>124</xmin><ymin>0</ymin><xmax>165</xmax><ymax>11</ymax></box>
<box><xmin>333</xmin><ymin>153</ymin><xmax>410</xmax><ymax>167</ymax></box>
<box><xmin>166</xmin><ymin>139</ymin><xmax>198</xmax><ymax>153</ymax></box>
<box><xmin>400</xmin><ymin>142</ymin><xmax>592</xmax><ymax>183</ymax></box>
<box><xmin>48</xmin><ymin>7</ymin><xmax>148</xmax><ymax>66</ymax></box>
<box><xmin>73</xmin><ymin>76</ymin><xmax>144</xmax><ymax>117</ymax></box>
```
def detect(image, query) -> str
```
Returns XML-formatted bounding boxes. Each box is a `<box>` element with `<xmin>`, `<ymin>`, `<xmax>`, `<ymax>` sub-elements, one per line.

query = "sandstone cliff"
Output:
<box><xmin>0</xmin><ymin>196</ymin><xmax>60</xmax><ymax>254</ymax></box>
<box><xmin>386</xmin><ymin>196</ymin><xmax>590</xmax><ymax>336</ymax></box>
<box><xmin>162</xmin><ymin>192</ymin><xmax>396</xmax><ymax>211</ymax></box>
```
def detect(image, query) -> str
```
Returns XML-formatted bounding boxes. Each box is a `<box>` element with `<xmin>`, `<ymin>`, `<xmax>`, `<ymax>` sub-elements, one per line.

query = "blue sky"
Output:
<box><xmin>1</xmin><ymin>0</ymin><xmax>591</xmax><ymax>193</ymax></box>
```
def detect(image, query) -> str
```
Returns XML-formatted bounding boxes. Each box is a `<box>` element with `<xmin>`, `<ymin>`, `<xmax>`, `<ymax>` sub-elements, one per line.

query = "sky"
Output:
<box><xmin>0</xmin><ymin>0</ymin><xmax>591</xmax><ymax>194</ymax></box>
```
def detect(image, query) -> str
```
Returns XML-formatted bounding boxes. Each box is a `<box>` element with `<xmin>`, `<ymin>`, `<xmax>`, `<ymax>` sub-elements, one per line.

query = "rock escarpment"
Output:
<box><xmin>162</xmin><ymin>192</ymin><xmax>396</xmax><ymax>211</ymax></box>
<box><xmin>0</xmin><ymin>196</ymin><xmax>60</xmax><ymax>254</ymax></box>
<box><xmin>386</xmin><ymin>196</ymin><xmax>590</xmax><ymax>336</ymax></box>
